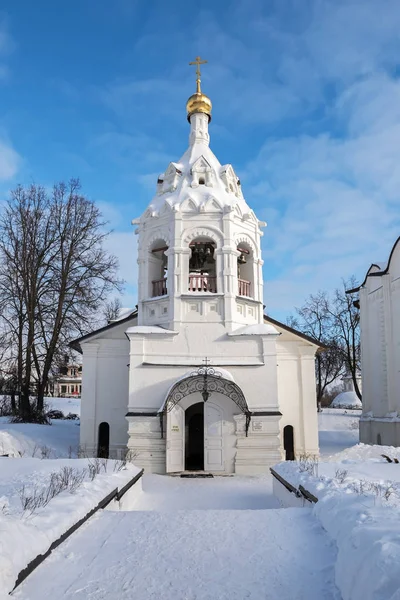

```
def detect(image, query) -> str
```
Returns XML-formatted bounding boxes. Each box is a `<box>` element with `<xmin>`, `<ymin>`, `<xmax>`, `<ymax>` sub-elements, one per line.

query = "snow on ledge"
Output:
<box><xmin>125</xmin><ymin>325</ymin><xmax>177</xmax><ymax>335</ymax></box>
<box><xmin>228</xmin><ymin>323</ymin><xmax>280</xmax><ymax>336</ymax></box>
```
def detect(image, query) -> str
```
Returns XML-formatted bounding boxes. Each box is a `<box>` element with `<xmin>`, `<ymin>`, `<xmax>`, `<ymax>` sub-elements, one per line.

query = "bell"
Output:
<box><xmin>238</xmin><ymin>252</ymin><xmax>246</xmax><ymax>264</ymax></box>
<box><xmin>205</xmin><ymin>245</ymin><xmax>212</xmax><ymax>256</ymax></box>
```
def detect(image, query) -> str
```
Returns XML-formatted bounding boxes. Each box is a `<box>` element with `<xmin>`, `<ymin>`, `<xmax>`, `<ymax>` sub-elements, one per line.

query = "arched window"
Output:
<box><xmin>97</xmin><ymin>422</ymin><xmax>110</xmax><ymax>458</ymax></box>
<box><xmin>237</xmin><ymin>242</ymin><xmax>254</xmax><ymax>298</ymax></box>
<box><xmin>149</xmin><ymin>239</ymin><xmax>168</xmax><ymax>297</ymax></box>
<box><xmin>283</xmin><ymin>425</ymin><xmax>295</xmax><ymax>460</ymax></box>
<box><xmin>188</xmin><ymin>237</ymin><xmax>217</xmax><ymax>293</ymax></box>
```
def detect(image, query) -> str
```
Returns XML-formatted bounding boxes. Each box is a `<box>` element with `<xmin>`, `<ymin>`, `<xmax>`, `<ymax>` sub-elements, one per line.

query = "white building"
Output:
<box><xmin>351</xmin><ymin>237</ymin><xmax>400</xmax><ymax>446</ymax></box>
<box><xmin>72</xmin><ymin>66</ymin><xmax>321</xmax><ymax>473</ymax></box>
<box><xmin>53</xmin><ymin>363</ymin><xmax>82</xmax><ymax>398</ymax></box>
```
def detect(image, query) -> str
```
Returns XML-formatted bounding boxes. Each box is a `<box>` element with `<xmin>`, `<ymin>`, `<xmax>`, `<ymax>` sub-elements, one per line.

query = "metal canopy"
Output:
<box><xmin>160</xmin><ymin>365</ymin><xmax>251</xmax><ymax>438</ymax></box>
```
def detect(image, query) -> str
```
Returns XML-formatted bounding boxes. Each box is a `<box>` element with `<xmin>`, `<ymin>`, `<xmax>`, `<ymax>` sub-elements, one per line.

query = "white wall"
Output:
<box><xmin>80</xmin><ymin>327</ymin><xmax>130</xmax><ymax>457</ymax></box>
<box><xmin>359</xmin><ymin>240</ymin><xmax>400</xmax><ymax>446</ymax></box>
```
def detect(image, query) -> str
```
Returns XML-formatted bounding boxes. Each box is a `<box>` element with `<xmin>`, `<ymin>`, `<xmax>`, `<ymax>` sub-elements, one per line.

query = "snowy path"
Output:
<box><xmin>14</xmin><ymin>475</ymin><xmax>341</xmax><ymax>600</ymax></box>
<box><xmin>128</xmin><ymin>473</ymin><xmax>281</xmax><ymax>510</ymax></box>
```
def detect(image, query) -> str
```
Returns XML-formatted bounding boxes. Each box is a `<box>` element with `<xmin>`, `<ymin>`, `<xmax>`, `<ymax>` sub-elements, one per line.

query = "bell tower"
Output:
<box><xmin>133</xmin><ymin>57</ymin><xmax>265</xmax><ymax>332</ymax></box>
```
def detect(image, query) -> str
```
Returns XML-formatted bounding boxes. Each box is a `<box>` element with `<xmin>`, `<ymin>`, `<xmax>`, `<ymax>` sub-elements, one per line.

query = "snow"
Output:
<box><xmin>125</xmin><ymin>325</ymin><xmax>177</xmax><ymax>335</ymax></box>
<box><xmin>274</xmin><ymin>442</ymin><xmax>400</xmax><ymax>600</ymax></box>
<box><xmin>330</xmin><ymin>391</ymin><xmax>362</xmax><ymax>409</ymax></box>
<box><xmin>0</xmin><ymin>457</ymin><xmax>140</xmax><ymax>598</ymax></box>
<box><xmin>148</xmin><ymin>132</ymin><xmax>251</xmax><ymax>216</ymax></box>
<box><xmin>228</xmin><ymin>323</ymin><xmax>280</xmax><ymax>336</ymax></box>
<box><xmin>14</xmin><ymin>497</ymin><xmax>340</xmax><ymax>600</ymax></box>
<box><xmin>125</xmin><ymin>473</ymin><xmax>279</xmax><ymax>510</ymax></box>
<box><xmin>0</xmin><ymin>418</ymin><xmax>80</xmax><ymax>458</ymax></box>
<box><xmin>318</xmin><ymin>408</ymin><xmax>360</xmax><ymax>457</ymax></box>
<box><xmin>111</xmin><ymin>307</ymin><xmax>135</xmax><ymax>322</ymax></box>
<box><xmin>45</xmin><ymin>396</ymin><xmax>81</xmax><ymax>416</ymax></box>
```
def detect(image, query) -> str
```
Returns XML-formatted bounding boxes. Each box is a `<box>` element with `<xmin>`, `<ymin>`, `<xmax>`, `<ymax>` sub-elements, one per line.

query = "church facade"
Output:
<box><xmin>350</xmin><ymin>237</ymin><xmax>400</xmax><ymax>447</ymax></box>
<box><xmin>72</xmin><ymin>64</ymin><xmax>320</xmax><ymax>474</ymax></box>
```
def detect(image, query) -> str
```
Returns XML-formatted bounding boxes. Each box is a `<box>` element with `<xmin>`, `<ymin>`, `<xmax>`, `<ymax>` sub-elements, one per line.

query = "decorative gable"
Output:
<box><xmin>191</xmin><ymin>155</ymin><xmax>214</xmax><ymax>188</ymax></box>
<box><xmin>158</xmin><ymin>162</ymin><xmax>182</xmax><ymax>194</ymax></box>
<box><xmin>220</xmin><ymin>164</ymin><xmax>242</xmax><ymax>198</ymax></box>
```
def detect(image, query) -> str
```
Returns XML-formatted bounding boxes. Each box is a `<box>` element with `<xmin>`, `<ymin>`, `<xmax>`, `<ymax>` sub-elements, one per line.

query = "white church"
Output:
<box><xmin>72</xmin><ymin>59</ymin><xmax>321</xmax><ymax>474</ymax></box>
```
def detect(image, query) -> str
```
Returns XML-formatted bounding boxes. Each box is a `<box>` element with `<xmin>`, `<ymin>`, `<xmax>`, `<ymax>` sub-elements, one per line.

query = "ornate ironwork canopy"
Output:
<box><xmin>160</xmin><ymin>362</ymin><xmax>251</xmax><ymax>437</ymax></box>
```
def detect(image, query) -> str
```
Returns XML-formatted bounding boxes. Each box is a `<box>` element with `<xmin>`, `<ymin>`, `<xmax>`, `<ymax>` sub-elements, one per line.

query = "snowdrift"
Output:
<box><xmin>330</xmin><ymin>391</ymin><xmax>362</xmax><ymax>409</ymax></box>
<box><xmin>274</xmin><ymin>444</ymin><xmax>400</xmax><ymax>600</ymax></box>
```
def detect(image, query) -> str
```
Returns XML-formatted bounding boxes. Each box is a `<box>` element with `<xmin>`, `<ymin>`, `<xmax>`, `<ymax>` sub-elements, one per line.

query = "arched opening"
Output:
<box><xmin>97</xmin><ymin>422</ymin><xmax>110</xmax><ymax>458</ymax></box>
<box><xmin>149</xmin><ymin>239</ymin><xmax>168</xmax><ymax>297</ymax></box>
<box><xmin>188</xmin><ymin>237</ymin><xmax>217</xmax><ymax>292</ymax></box>
<box><xmin>237</xmin><ymin>242</ymin><xmax>254</xmax><ymax>298</ymax></box>
<box><xmin>185</xmin><ymin>402</ymin><xmax>204</xmax><ymax>471</ymax></box>
<box><xmin>199</xmin><ymin>177</ymin><xmax>205</xmax><ymax>185</ymax></box>
<box><xmin>377</xmin><ymin>433</ymin><xmax>382</xmax><ymax>445</ymax></box>
<box><xmin>283</xmin><ymin>425</ymin><xmax>295</xmax><ymax>460</ymax></box>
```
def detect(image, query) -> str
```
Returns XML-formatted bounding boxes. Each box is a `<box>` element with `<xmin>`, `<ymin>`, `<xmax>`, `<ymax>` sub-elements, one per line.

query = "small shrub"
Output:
<box><xmin>297</xmin><ymin>454</ymin><xmax>319</xmax><ymax>477</ymax></box>
<box><xmin>64</xmin><ymin>412</ymin><xmax>79</xmax><ymax>420</ymax></box>
<box><xmin>335</xmin><ymin>468</ymin><xmax>348</xmax><ymax>483</ymax></box>
<box><xmin>18</xmin><ymin>466</ymin><xmax>87</xmax><ymax>514</ymax></box>
<box><xmin>46</xmin><ymin>409</ymin><xmax>64</xmax><ymax>420</ymax></box>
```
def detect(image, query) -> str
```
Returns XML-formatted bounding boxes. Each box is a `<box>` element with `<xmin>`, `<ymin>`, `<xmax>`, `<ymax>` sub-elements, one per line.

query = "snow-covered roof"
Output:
<box><xmin>146</xmin><ymin>134</ymin><xmax>252</xmax><ymax>216</ymax></box>
<box><xmin>125</xmin><ymin>325</ymin><xmax>177</xmax><ymax>335</ymax></box>
<box><xmin>111</xmin><ymin>307</ymin><xmax>135</xmax><ymax>322</ymax></box>
<box><xmin>330</xmin><ymin>391</ymin><xmax>362</xmax><ymax>409</ymax></box>
<box><xmin>228</xmin><ymin>323</ymin><xmax>280</xmax><ymax>337</ymax></box>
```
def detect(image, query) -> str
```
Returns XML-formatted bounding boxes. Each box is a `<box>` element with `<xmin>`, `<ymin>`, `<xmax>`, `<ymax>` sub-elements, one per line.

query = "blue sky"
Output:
<box><xmin>1</xmin><ymin>0</ymin><xmax>400</xmax><ymax>320</ymax></box>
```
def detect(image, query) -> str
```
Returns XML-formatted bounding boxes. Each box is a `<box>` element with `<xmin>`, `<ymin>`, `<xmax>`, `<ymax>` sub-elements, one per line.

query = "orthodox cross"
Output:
<box><xmin>189</xmin><ymin>56</ymin><xmax>207</xmax><ymax>92</ymax></box>
<box><xmin>202</xmin><ymin>357</ymin><xmax>211</xmax><ymax>367</ymax></box>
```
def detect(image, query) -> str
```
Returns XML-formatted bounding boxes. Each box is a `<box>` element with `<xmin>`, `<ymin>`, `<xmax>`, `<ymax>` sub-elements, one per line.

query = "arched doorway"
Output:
<box><xmin>97</xmin><ymin>422</ymin><xmax>110</xmax><ymax>458</ymax></box>
<box><xmin>283</xmin><ymin>425</ymin><xmax>295</xmax><ymax>461</ymax></box>
<box><xmin>161</xmin><ymin>366</ymin><xmax>251</xmax><ymax>473</ymax></box>
<box><xmin>185</xmin><ymin>402</ymin><xmax>204</xmax><ymax>471</ymax></box>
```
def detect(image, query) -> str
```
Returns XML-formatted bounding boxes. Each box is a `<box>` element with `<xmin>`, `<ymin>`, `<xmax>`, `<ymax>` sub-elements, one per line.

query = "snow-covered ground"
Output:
<box><xmin>318</xmin><ymin>407</ymin><xmax>360</xmax><ymax>457</ymax></box>
<box><xmin>0</xmin><ymin>457</ymin><xmax>140</xmax><ymax>597</ymax></box>
<box><xmin>45</xmin><ymin>396</ymin><xmax>81</xmax><ymax>416</ymax></box>
<box><xmin>275</xmin><ymin>443</ymin><xmax>400</xmax><ymax>600</ymax></box>
<box><xmin>14</xmin><ymin>505</ymin><xmax>340</xmax><ymax>600</ymax></box>
<box><xmin>0</xmin><ymin>417</ymin><xmax>80</xmax><ymax>458</ymax></box>
<box><xmin>127</xmin><ymin>473</ymin><xmax>280</xmax><ymax>510</ymax></box>
<box><xmin>330</xmin><ymin>391</ymin><xmax>362</xmax><ymax>409</ymax></box>
<box><xmin>0</xmin><ymin>396</ymin><xmax>81</xmax><ymax>459</ymax></box>
<box><xmin>5</xmin><ymin>404</ymin><xmax>395</xmax><ymax>600</ymax></box>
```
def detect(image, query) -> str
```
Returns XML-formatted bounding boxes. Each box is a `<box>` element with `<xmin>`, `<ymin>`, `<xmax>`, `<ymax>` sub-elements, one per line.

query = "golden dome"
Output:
<box><xmin>186</xmin><ymin>91</ymin><xmax>212</xmax><ymax>122</ymax></box>
<box><xmin>187</xmin><ymin>56</ymin><xmax>212</xmax><ymax>121</ymax></box>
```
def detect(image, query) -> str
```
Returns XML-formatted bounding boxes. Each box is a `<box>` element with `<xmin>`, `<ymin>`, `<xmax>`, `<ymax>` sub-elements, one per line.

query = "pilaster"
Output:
<box><xmin>80</xmin><ymin>342</ymin><xmax>99</xmax><ymax>455</ymax></box>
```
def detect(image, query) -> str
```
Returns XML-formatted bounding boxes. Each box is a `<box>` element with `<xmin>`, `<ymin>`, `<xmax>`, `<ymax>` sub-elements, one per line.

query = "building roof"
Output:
<box><xmin>347</xmin><ymin>235</ymin><xmax>400</xmax><ymax>293</ymax></box>
<box><xmin>264</xmin><ymin>315</ymin><xmax>327</xmax><ymax>349</ymax></box>
<box><xmin>69</xmin><ymin>309</ymin><xmax>138</xmax><ymax>353</ymax></box>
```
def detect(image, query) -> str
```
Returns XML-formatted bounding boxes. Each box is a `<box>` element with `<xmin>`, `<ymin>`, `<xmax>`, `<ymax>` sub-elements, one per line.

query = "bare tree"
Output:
<box><xmin>288</xmin><ymin>278</ymin><xmax>361</xmax><ymax>405</ymax></box>
<box><xmin>103</xmin><ymin>297</ymin><xmax>123</xmax><ymax>324</ymax></box>
<box><xmin>0</xmin><ymin>180</ymin><xmax>123</xmax><ymax>421</ymax></box>
<box><xmin>287</xmin><ymin>291</ymin><xmax>345</xmax><ymax>406</ymax></box>
<box><xmin>330</xmin><ymin>278</ymin><xmax>361</xmax><ymax>400</ymax></box>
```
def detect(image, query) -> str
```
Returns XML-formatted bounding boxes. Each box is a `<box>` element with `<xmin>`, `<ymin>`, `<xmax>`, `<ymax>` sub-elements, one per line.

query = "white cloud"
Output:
<box><xmin>250</xmin><ymin>73</ymin><xmax>400</xmax><ymax>317</ymax></box>
<box><xmin>0</xmin><ymin>139</ymin><xmax>21</xmax><ymax>180</ymax></box>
